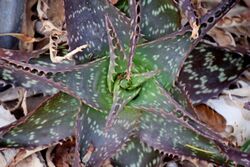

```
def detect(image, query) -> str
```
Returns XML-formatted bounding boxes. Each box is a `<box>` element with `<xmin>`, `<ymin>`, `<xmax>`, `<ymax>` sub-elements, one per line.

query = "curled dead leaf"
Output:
<box><xmin>208</xmin><ymin>28</ymin><xmax>236</xmax><ymax>47</ymax></box>
<box><xmin>37</xmin><ymin>0</ymin><xmax>49</xmax><ymax>20</ymax></box>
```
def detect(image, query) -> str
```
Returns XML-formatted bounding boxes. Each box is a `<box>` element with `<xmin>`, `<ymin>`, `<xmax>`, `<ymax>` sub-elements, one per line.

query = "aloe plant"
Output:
<box><xmin>0</xmin><ymin>0</ymin><xmax>250</xmax><ymax>166</ymax></box>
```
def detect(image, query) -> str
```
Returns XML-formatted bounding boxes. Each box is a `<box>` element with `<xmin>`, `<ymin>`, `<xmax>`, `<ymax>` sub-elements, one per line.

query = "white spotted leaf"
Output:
<box><xmin>0</xmin><ymin>93</ymin><xmax>80</xmax><ymax>148</ymax></box>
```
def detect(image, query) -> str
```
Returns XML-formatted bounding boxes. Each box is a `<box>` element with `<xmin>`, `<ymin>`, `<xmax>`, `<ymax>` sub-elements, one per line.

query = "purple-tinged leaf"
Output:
<box><xmin>178</xmin><ymin>42</ymin><xmax>250</xmax><ymax>103</ymax></box>
<box><xmin>112</xmin><ymin>138</ymin><xmax>161</xmax><ymax>166</ymax></box>
<box><xmin>0</xmin><ymin>93</ymin><xmax>80</xmax><ymax>148</ymax></box>
<box><xmin>0</xmin><ymin>63</ymin><xmax>58</xmax><ymax>95</ymax></box>
<box><xmin>140</xmin><ymin>0</ymin><xmax>181</xmax><ymax>40</ymax></box>
<box><xmin>139</xmin><ymin>111</ymin><xmax>250</xmax><ymax>166</ymax></box>
<box><xmin>0</xmin><ymin>48</ymin><xmax>74</xmax><ymax>94</ymax></box>
<box><xmin>129</xmin><ymin>79</ymin><xmax>224</xmax><ymax>142</ymax></box>
<box><xmin>197</xmin><ymin>0</ymin><xmax>239</xmax><ymax>39</ymax></box>
<box><xmin>139</xmin><ymin>111</ymin><xmax>227</xmax><ymax>164</ymax></box>
<box><xmin>64</xmin><ymin>0</ymin><xmax>130</xmax><ymax>63</ymax></box>
<box><xmin>126</xmin><ymin>0</ymin><xmax>141</xmax><ymax>80</ymax></box>
<box><xmin>134</xmin><ymin>0</ymin><xmax>239</xmax><ymax>91</ymax></box>
<box><xmin>215</xmin><ymin>141</ymin><xmax>250</xmax><ymax>166</ymax></box>
<box><xmin>0</xmin><ymin>48</ymin><xmax>33</xmax><ymax>62</ymax></box>
<box><xmin>179</xmin><ymin>0</ymin><xmax>197</xmax><ymax>25</ymax></box>
<box><xmin>115</xmin><ymin>0</ymin><xmax>181</xmax><ymax>40</ymax></box>
<box><xmin>1</xmin><ymin>55</ymin><xmax>113</xmax><ymax>112</ymax></box>
<box><xmin>179</xmin><ymin>0</ymin><xmax>199</xmax><ymax>39</ymax></box>
<box><xmin>77</xmin><ymin>105</ymin><xmax>140</xmax><ymax>166</ymax></box>
<box><xmin>51</xmin><ymin>58</ymin><xmax>113</xmax><ymax>112</ymax></box>
<box><xmin>74</xmin><ymin>106</ymin><xmax>84</xmax><ymax>167</ymax></box>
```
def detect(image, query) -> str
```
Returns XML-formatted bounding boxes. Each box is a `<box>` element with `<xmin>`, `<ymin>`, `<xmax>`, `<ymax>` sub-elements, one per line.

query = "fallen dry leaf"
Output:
<box><xmin>15</xmin><ymin>153</ymin><xmax>45</xmax><ymax>167</ymax></box>
<box><xmin>53</xmin><ymin>139</ymin><xmax>75</xmax><ymax>167</ymax></box>
<box><xmin>194</xmin><ymin>104</ymin><xmax>226</xmax><ymax>132</ymax></box>
<box><xmin>208</xmin><ymin>27</ymin><xmax>236</xmax><ymax>47</ymax></box>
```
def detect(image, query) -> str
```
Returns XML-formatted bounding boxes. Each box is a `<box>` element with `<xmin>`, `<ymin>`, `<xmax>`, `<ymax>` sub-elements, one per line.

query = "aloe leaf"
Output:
<box><xmin>0</xmin><ymin>48</ymin><xmax>33</xmax><ymax>62</ymax></box>
<box><xmin>138</xmin><ymin>106</ymin><xmax>250</xmax><ymax>166</ymax></box>
<box><xmin>0</xmin><ymin>62</ymin><xmax>58</xmax><ymax>95</ymax></box>
<box><xmin>135</xmin><ymin>32</ymin><xmax>193</xmax><ymax>90</ymax></box>
<box><xmin>64</xmin><ymin>0</ymin><xmax>130</xmax><ymax>63</ymax></box>
<box><xmin>130</xmin><ymin>79</ymin><xmax>175</xmax><ymax>111</ymax></box>
<box><xmin>139</xmin><ymin>111</ymin><xmax>226</xmax><ymax>164</ymax></box>
<box><xmin>116</xmin><ymin>0</ymin><xmax>181</xmax><ymax>39</ymax></box>
<box><xmin>134</xmin><ymin>0</ymin><xmax>239</xmax><ymax>91</ymax></box>
<box><xmin>112</xmin><ymin>138</ymin><xmax>161</xmax><ymax>167</ymax></box>
<box><xmin>129</xmin><ymin>79</ymin><xmax>224</xmax><ymax>142</ymax></box>
<box><xmin>0</xmin><ymin>49</ymin><xmax>49</xmax><ymax>93</ymax></box>
<box><xmin>178</xmin><ymin>42</ymin><xmax>250</xmax><ymax>103</ymax></box>
<box><xmin>126</xmin><ymin>0</ymin><xmax>141</xmax><ymax>79</ymax></box>
<box><xmin>179</xmin><ymin>0</ymin><xmax>199</xmax><ymax>39</ymax></box>
<box><xmin>123</xmin><ymin>70</ymin><xmax>159</xmax><ymax>90</ymax></box>
<box><xmin>105</xmin><ymin>15</ymin><xmax>127</xmax><ymax>92</ymax></box>
<box><xmin>77</xmin><ymin>105</ymin><xmax>140</xmax><ymax>166</ymax></box>
<box><xmin>0</xmin><ymin>93</ymin><xmax>80</xmax><ymax>148</ymax></box>
<box><xmin>0</xmin><ymin>48</ymin><xmax>75</xmax><ymax>94</ymax></box>
<box><xmin>197</xmin><ymin>0</ymin><xmax>238</xmax><ymax>39</ymax></box>
<box><xmin>1</xmin><ymin>55</ymin><xmax>114</xmax><ymax>112</ymax></box>
<box><xmin>105</xmin><ymin>80</ymin><xmax>140</xmax><ymax>129</ymax></box>
<box><xmin>1</xmin><ymin>0</ymin><xmax>239</xmax><ymax>115</ymax></box>
<box><xmin>52</xmin><ymin>58</ymin><xmax>114</xmax><ymax>112</ymax></box>
<box><xmin>179</xmin><ymin>0</ymin><xmax>197</xmax><ymax>25</ymax></box>
<box><xmin>140</xmin><ymin>0</ymin><xmax>181</xmax><ymax>40</ymax></box>
<box><xmin>63</xmin><ymin>0</ymin><xmax>182</xmax><ymax>64</ymax></box>
<box><xmin>215</xmin><ymin>141</ymin><xmax>250</xmax><ymax>166</ymax></box>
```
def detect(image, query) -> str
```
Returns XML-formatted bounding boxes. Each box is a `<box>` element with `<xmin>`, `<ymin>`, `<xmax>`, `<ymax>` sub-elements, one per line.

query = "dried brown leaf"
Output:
<box><xmin>46</xmin><ymin>145</ymin><xmax>56</xmax><ymax>167</ymax></box>
<box><xmin>194</xmin><ymin>104</ymin><xmax>226</xmax><ymax>133</ymax></box>
<box><xmin>193</xmin><ymin>1</ymin><xmax>250</xmax><ymax>48</ymax></box>
<box><xmin>46</xmin><ymin>0</ymin><xmax>65</xmax><ymax>29</ymax></box>
<box><xmin>16</xmin><ymin>153</ymin><xmax>45</xmax><ymax>167</ymax></box>
<box><xmin>37</xmin><ymin>0</ymin><xmax>49</xmax><ymax>20</ymax></box>
<box><xmin>0</xmin><ymin>149</ymin><xmax>19</xmax><ymax>167</ymax></box>
<box><xmin>8</xmin><ymin>147</ymin><xmax>47</xmax><ymax>167</ymax></box>
<box><xmin>208</xmin><ymin>28</ymin><xmax>236</xmax><ymax>47</ymax></box>
<box><xmin>53</xmin><ymin>140</ymin><xmax>75</xmax><ymax>167</ymax></box>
